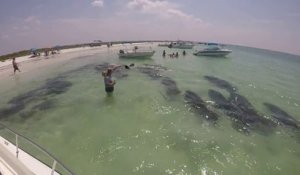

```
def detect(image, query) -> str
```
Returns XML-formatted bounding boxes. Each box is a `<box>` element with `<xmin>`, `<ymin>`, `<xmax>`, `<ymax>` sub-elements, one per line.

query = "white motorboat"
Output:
<box><xmin>158</xmin><ymin>43</ymin><xmax>170</xmax><ymax>47</ymax></box>
<box><xmin>168</xmin><ymin>41</ymin><xmax>194</xmax><ymax>49</ymax></box>
<box><xmin>0</xmin><ymin>123</ymin><xmax>74</xmax><ymax>175</ymax></box>
<box><xmin>193</xmin><ymin>45</ymin><xmax>232</xmax><ymax>57</ymax></box>
<box><xmin>118</xmin><ymin>46</ymin><xmax>155</xmax><ymax>58</ymax></box>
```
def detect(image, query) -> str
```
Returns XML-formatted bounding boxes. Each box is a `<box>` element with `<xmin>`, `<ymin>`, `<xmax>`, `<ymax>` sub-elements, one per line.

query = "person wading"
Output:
<box><xmin>102</xmin><ymin>65</ymin><xmax>121</xmax><ymax>94</ymax></box>
<box><xmin>12</xmin><ymin>58</ymin><xmax>21</xmax><ymax>74</ymax></box>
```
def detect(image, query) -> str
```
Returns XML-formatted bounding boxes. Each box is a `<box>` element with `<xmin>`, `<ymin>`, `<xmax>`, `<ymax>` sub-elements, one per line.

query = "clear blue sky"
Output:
<box><xmin>0</xmin><ymin>0</ymin><xmax>299</xmax><ymax>55</ymax></box>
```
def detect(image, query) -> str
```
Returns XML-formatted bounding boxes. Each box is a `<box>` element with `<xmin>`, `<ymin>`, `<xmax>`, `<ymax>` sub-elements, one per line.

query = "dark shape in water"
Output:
<box><xmin>137</xmin><ymin>64</ymin><xmax>168</xmax><ymax>79</ymax></box>
<box><xmin>208</xmin><ymin>89</ymin><xmax>233</xmax><ymax>110</ymax></box>
<box><xmin>204</xmin><ymin>75</ymin><xmax>237</xmax><ymax>93</ymax></box>
<box><xmin>32</xmin><ymin>100</ymin><xmax>55</xmax><ymax>111</ymax></box>
<box><xmin>161</xmin><ymin>77</ymin><xmax>181</xmax><ymax>96</ymax></box>
<box><xmin>184</xmin><ymin>90</ymin><xmax>219</xmax><ymax>122</ymax></box>
<box><xmin>0</xmin><ymin>63</ymin><xmax>101</xmax><ymax>120</ymax></box>
<box><xmin>0</xmin><ymin>73</ymin><xmax>72</xmax><ymax>120</ymax></box>
<box><xmin>264</xmin><ymin>103</ymin><xmax>299</xmax><ymax>129</ymax></box>
<box><xmin>228</xmin><ymin>93</ymin><xmax>275</xmax><ymax>131</ymax></box>
<box><xmin>208</xmin><ymin>89</ymin><xmax>275</xmax><ymax>135</ymax></box>
<box><xmin>42</xmin><ymin>78</ymin><xmax>72</xmax><ymax>95</ymax></box>
<box><xmin>94</xmin><ymin>63</ymin><xmax>109</xmax><ymax>72</ymax></box>
<box><xmin>8</xmin><ymin>90</ymin><xmax>37</xmax><ymax>105</ymax></box>
<box><xmin>113</xmin><ymin>68</ymin><xmax>129</xmax><ymax>80</ymax></box>
<box><xmin>229</xmin><ymin>93</ymin><xmax>255</xmax><ymax>115</ymax></box>
<box><xmin>0</xmin><ymin>103</ymin><xmax>25</xmax><ymax>119</ymax></box>
<box><xmin>18</xmin><ymin>100</ymin><xmax>56</xmax><ymax>120</ymax></box>
<box><xmin>229</xmin><ymin>93</ymin><xmax>273</xmax><ymax>124</ymax></box>
<box><xmin>231</xmin><ymin>119</ymin><xmax>251</xmax><ymax>135</ymax></box>
<box><xmin>19</xmin><ymin>110</ymin><xmax>37</xmax><ymax>120</ymax></box>
<box><xmin>138</xmin><ymin>67</ymin><xmax>161</xmax><ymax>79</ymax></box>
<box><xmin>143</xmin><ymin>64</ymin><xmax>168</xmax><ymax>71</ymax></box>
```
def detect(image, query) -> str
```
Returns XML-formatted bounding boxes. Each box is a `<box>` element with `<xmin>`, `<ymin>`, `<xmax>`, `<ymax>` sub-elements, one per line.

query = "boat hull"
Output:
<box><xmin>118</xmin><ymin>51</ymin><xmax>155</xmax><ymax>58</ymax></box>
<box><xmin>172</xmin><ymin>45</ymin><xmax>194</xmax><ymax>49</ymax></box>
<box><xmin>158</xmin><ymin>44</ymin><xmax>170</xmax><ymax>47</ymax></box>
<box><xmin>193</xmin><ymin>50</ymin><xmax>232</xmax><ymax>57</ymax></box>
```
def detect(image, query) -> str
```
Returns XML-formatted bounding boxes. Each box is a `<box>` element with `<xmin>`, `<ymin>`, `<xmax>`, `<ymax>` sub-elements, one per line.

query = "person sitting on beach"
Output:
<box><xmin>12</xmin><ymin>58</ymin><xmax>21</xmax><ymax>74</ymax></box>
<box><xmin>102</xmin><ymin>65</ymin><xmax>122</xmax><ymax>93</ymax></box>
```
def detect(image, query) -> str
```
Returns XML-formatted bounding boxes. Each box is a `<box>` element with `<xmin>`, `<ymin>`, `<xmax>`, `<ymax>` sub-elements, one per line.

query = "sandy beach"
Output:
<box><xmin>0</xmin><ymin>42</ymin><xmax>158</xmax><ymax>80</ymax></box>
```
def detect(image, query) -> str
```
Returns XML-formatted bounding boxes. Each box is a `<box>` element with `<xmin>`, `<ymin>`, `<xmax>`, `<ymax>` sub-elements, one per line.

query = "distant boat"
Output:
<box><xmin>168</xmin><ymin>41</ymin><xmax>194</xmax><ymax>49</ymax></box>
<box><xmin>193</xmin><ymin>44</ymin><xmax>232</xmax><ymax>57</ymax></box>
<box><xmin>158</xmin><ymin>43</ymin><xmax>170</xmax><ymax>47</ymax></box>
<box><xmin>118</xmin><ymin>46</ymin><xmax>155</xmax><ymax>58</ymax></box>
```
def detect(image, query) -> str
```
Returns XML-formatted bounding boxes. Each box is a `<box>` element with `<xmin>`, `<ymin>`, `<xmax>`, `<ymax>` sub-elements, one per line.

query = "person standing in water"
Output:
<box><xmin>102</xmin><ymin>65</ymin><xmax>122</xmax><ymax>93</ymax></box>
<box><xmin>162</xmin><ymin>50</ymin><xmax>166</xmax><ymax>57</ymax></box>
<box><xmin>12</xmin><ymin>58</ymin><xmax>21</xmax><ymax>74</ymax></box>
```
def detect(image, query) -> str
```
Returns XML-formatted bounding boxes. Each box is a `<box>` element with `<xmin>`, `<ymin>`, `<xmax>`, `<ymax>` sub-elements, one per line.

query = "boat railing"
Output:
<box><xmin>0</xmin><ymin>122</ymin><xmax>74</xmax><ymax>175</ymax></box>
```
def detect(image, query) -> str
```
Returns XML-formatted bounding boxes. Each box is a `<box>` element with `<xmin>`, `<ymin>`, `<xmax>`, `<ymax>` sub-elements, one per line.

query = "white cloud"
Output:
<box><xmin>91</xmin><ymin>0</ymin><xmax>104</xmax><ymax>8</ymax></box>
<box><xmin>127</xmin><ymin>0</ymin><xmax>202</xmax><ymax>23</ymax></box>
<box><xmin>24</xmin><ymin>16</ymin><xmax>41</xmax><ymax>24</ymax></box>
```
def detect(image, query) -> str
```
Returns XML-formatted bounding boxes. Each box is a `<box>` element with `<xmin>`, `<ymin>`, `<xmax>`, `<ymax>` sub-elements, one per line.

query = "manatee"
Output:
<box><xmin>8</xmin><ymin>90</ymin><xmax>37</xmax><ymax>105</ymax></box>
<box><xmin>231</xmin><ymin>119</ymin><xmax>251</xmax><ymax>135</ymax></box>
<box><xmin>0</xmin><ymin>103</ymin><xmax>25</xmax><ymax>118</ymax></box>
<box><xmin>137</xmin><ymin>64</ymin><xmax>168</xmax><ymax>79</ymax></box>
<box><xmin>207</xmin><ymin>90</ymin><xmax>275</xmax><ymax>135</ymax></box>
<box><xmin>229</xmin><ymin>93</ymin><xmax>255</xmax><ymax>113</ymax></box>
<box><xmin>228</xmin><ymin>93</ymin><xmax>274</xmax><ymax>126</ymax></box>
<box><xmin>161</xmin><ymin>77</ymin><xmax>181</xmax><ymax>96</ymax></box>
<box><xmin>42</xmin><ymin>78</ymin><xmax>72</xmax><ymax>95</ymax></box>
<box><xmin>184</xmin><ymin>90</ymin><xmax>219</xmax><ymax>122</ymax></box>
<box><xmin>137</xmin><ymin>67</ymin><xmax>162</xmax><ymax>79</ymax></box>
<box><xmin>264</xmin><ymin>103</ymin><xmax>299</xmax><ymax>129</ymax></box>
<box><xmin>0</xmin><ymin>68</ymin><xmax>75</xmax><ymax>120</ymax></box>
<box><xmin>204</xmin><ymin>75</ymin><xmax>237</xmax><ymax>93</ymax></box>
<box><xmin>208</xmin><ymin>89</ymin><xmax>234</xmax><ymax>110</ymax></box>
<box><xmin>32</xmin><ymin>100</ymin><xmax>55</xmax><ymax>111</ymax></box>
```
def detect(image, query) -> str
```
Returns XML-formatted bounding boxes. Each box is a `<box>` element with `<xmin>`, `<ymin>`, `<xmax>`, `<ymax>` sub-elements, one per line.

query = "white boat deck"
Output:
<box><xmin>0</xmin><ymin>136</ymin><xmax>60</xmax><ymax>175</ymax></box>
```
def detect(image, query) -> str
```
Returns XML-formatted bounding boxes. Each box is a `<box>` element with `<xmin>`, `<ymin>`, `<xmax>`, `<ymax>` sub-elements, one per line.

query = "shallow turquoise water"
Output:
<box><xmin>0</xmin><ymin>44</ymin><xmax>299</xmax><ymax>175</ymax></box>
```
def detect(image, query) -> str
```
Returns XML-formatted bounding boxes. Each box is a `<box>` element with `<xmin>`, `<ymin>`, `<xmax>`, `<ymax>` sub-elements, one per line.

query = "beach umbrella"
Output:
<box><xmin>30</xmin><ymin>48</ymin><xmax>37</xmax><ymax>54</ymax></box>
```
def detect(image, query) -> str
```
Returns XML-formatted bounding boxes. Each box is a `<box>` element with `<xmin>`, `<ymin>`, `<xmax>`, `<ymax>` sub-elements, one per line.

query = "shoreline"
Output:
<box><xmin>0</xmin><ymin>42</ymin><xmax>161</xmax><ymax>79</ymax></box>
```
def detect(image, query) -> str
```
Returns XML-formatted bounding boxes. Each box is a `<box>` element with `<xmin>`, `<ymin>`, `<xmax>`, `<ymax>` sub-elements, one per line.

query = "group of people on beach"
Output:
<box><xmin>31</xmin><ymin>48</ymin><xmax>60</xmax><ymax>58</ymax></box>
<box><xmin>162</xmin><ymin>50</ymin><xmax>186</xmax><ymax>58</ymax></box>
